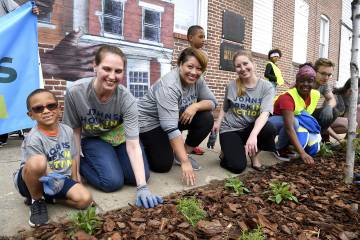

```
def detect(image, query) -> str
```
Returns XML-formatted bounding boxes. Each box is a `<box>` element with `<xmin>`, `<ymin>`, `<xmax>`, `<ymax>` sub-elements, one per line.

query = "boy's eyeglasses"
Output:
<box><xmin>31</xmin><ymin>103</ymin><xmax>58</xmax><ymax>113</ymax></box>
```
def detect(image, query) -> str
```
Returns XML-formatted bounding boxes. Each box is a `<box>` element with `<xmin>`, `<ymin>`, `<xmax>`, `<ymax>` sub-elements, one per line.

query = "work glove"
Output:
<box><xmin>319</xmin><ymin>105</ymin><xmax>333</xmax><ymax>125</ymax></box>
<box><xmin>39</xmin><ymin>172</ymin><xmax>66</xmax><ymax>196</ymax></box>
<box><xmin>135</xmin><ymin>185</ymin><xmax>163</xmax><ymax>208</ymax></box>
<box><xmin>207</xmin><ymin>130</ymin><xmax>217</xmax><ymax>149</ymax></box>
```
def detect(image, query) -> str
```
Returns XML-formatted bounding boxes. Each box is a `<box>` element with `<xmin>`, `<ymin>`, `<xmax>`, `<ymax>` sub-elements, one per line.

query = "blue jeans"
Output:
<box><xmin>80</xmin><ymin>138</ymin><xmax>150</xmax><ymax>192</ymax></box>
<box><xmin>268</xmin><ymin>115</ymin><xmax>299</xmax><ymax>150</ymax></box>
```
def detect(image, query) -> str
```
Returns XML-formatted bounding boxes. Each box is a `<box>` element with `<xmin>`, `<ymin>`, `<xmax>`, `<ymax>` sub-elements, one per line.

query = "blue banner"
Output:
<box><xmin>0</xmin><ymin>2</ymin><xmax>39</xmax><ymax>134</ymax></box>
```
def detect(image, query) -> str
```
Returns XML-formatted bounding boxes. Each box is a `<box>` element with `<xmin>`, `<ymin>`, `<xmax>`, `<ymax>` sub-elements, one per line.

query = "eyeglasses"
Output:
<box><xmin>31</xmin><ymin>103</ymin><xmax>58</xmax><ymax>113</ymax></box>
<box><xmin>317</xmin><ymin>71</ymin><xmax>333</xmax><ymax>77</ymax></box>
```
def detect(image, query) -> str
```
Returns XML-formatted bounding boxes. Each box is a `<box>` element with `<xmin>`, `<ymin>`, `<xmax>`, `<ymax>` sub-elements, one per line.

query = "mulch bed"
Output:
<box><xmin>7</xmin><ymin>152</ymin><xmax>360</xmax><ymax>239</ymax></box>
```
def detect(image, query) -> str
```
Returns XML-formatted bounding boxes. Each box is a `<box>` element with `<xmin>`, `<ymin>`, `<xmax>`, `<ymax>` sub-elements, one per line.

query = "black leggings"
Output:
<box><xmin>219</xmin><ymin>122</ymin><xmax>276</xmax><ymax>174</ymax></box>
<box><xmin>140</xmin><ymin>111</ymin><xmax>213</xmax><ymax>173</ymax></box>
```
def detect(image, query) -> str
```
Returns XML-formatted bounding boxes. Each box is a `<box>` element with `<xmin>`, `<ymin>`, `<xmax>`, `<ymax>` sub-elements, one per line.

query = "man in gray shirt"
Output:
<box><xmin>312</xmin><ymin>58</ymin><xmax>338</xmax><ymax>141</ymax></box>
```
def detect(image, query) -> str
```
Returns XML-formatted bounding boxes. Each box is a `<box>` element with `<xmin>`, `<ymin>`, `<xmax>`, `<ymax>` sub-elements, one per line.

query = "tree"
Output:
<box><xmin>345</xmin><ymin>0</ymin><xmax>360</xmax><ymax>184</ymax></box>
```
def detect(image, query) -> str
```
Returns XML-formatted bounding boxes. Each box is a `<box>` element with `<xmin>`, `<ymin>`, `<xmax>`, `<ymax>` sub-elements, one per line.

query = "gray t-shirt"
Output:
<box><xmin>0</xmin><ymin>0</ymin><xmax>18</xmax><ymax>17</ymax></box>
<box><xmin>63</xmin><ymin>77</ymin><xmax>139</xmax><ymax>139</ymax></box>
<box><xmin>220</xmin><ymin>78</ymin><xmax>275</xmax><ymax>134</ymax></box>
<box><xmin>14</xmin><ymin>123</ymin><xmax>76</xmax><ymax>181</ymax></box>
<box><xmin>138</xmin><ymin>67</ymin><xmax>217</xmax><ymax>140</ymax></box>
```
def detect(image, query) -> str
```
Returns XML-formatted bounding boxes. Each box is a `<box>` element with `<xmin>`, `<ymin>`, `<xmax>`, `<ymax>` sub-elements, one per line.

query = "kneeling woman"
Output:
<box><xmin>138</xmin><ymin>48</ymin><xmax>217</xmax><ymax>185</ymax></box>
<box><xmin>213</xmin><ymin>50</ymin><xmax>276</xmax><ymax>174</ymax></box>
<box><xmin>63</xmin><ymin>45</ymin><xmax>161</xmax><ymax>208</ymax></box>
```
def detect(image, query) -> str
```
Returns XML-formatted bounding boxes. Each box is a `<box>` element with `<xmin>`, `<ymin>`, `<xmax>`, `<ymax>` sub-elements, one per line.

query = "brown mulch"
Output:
<box><xmin>9</xmin><ymin>152</ymin><xmax>360</xmax><ymax>239</ymax></box>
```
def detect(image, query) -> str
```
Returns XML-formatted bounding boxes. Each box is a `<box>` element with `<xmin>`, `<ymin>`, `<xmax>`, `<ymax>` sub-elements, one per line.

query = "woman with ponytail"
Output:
<box><xmin>212</xmin><ymin>50</ymin><xmax>276</xmax><ymax>173</ymax></box>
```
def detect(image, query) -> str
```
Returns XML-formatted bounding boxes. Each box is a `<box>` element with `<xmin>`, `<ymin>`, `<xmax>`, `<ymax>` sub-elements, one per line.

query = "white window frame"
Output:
<box><xmin>173</xmin><ymin>0</ymin><xmax>208</xmax><ymax>36</ymax></box>
<box><xmin>140</xmin><ymin>2</ymin><xmax>163</xmax><ymax>44</ymax></box>
<box><xmin>292</xmin><ymin>0</ymin><xmax>309</xmax><ymax>64</ymax></box>
<box><xmin>127</xmin><ymin>59</ymin><xmax>150</xmax><ymax>98</ymax></box>
<box><xmin>319</xmin><ymin>15</ymin><xmax>330</xmax><ymax>58</ymax></box>
<box><xmin>251</xmin><ymin>0</ymin><xmax>274</xmax><ymax>55</ymax></box>
<box><xmin>102</xmin><ymin>0</ymin><xmax>125</xmax><ymax>39</ymax></box>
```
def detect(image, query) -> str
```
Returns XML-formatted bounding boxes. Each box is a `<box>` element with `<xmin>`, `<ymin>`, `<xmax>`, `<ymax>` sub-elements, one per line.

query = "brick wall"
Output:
<box><xmin>172</xmin><ymin>0</ymin><xmax>342</xmax><ymax>112</ymax></box>
<box><xmin>37</xmin><ymin>0</ymin><xmax>74</xmax><ymax>113</ymax></box>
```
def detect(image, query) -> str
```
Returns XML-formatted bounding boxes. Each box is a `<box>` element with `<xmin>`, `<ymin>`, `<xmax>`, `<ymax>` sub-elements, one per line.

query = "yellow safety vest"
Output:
<box><xmin>287</xmin><ymin>88</ymin><xmax>320</xmax><ymax>115</ymax></box>
<box><xmin>265</xmin><ymin>61</ymin><xmax>285</xmax><ymax>86</ymax></box>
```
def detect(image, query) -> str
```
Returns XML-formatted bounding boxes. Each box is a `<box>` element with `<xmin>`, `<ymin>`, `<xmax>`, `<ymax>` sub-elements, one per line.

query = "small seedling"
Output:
<box><xmin>267</xmin><ymin>181</ymin><xmax>299</xmax><ymax>204</ymax></box>
<box><xmin>225</xmin><ymin>177</ymin><xmax>250</xmax><ymax>195</ymax></box>
<box><xmin>176</xmin><ymin>198</ymin><xmax>207</xmax><ymax>226</ymax></box>
<box><xmin>239</xmin><ymin>226</ymin><xmax>265</xmax><ymax>240</ymax></box>
<box><xmin>70</xmin><ymin>206</ymin><xmax>100</xmax><ymax>235</ymax></box>
<box><xmin>318</xmin><ymin>143</ymin><xmax>334</xmax><ymax>157</ymax></box>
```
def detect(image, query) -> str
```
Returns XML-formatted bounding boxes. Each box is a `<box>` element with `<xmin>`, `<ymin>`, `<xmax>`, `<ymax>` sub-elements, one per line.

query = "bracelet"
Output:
<box><xmin>136</xmin><ymin>184</ymin><xmax>148</xmax><ymax>190</ymax></box>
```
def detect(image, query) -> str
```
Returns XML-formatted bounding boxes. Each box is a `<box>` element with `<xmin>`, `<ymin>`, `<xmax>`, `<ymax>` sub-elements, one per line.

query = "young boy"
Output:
<box><xmin>13</xmin><ymin>89</ymin><xmax>92</xmax><ymax>227</ymax></box>
<box><xmin>187</xmin><ymin>25</ymin><xmax>207</xmax><ymax>156</ymax></box>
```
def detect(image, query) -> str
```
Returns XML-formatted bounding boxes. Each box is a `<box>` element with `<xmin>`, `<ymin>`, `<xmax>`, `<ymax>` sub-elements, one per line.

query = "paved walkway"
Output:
<box><xmin>0</xmin><ymin>134</ymin><xmax>279</xmax><ymax>237</ymax></box>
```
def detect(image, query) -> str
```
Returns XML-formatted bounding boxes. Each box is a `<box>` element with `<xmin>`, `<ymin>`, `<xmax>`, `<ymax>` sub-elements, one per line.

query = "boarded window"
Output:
<box><xmin>292</xmin><ymin>0</ymin><xmax>309</xmax><ymax>63</ymax></box>
<box><xmin>251</xmin><ymin>0</ymin><xmax>274</xmax><ymax>54</ymax></box>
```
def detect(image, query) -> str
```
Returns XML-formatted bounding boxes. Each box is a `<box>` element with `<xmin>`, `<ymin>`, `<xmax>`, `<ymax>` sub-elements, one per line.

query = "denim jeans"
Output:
<box><xmin>268</xmin><ymin>115</ymin><xmax>299</xmax><ymax>150</ymax></box>
<box><xmin>80</xmin><ymin>137</ymin><xmax>150</xmax><ymax>192</ymax></box>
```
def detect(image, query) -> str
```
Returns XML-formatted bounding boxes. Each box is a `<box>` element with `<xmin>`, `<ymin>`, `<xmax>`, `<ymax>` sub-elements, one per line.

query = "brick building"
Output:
<box><xmin>32</xmin><ymin>0</ymin><xmax>344</xmax><ymax>110</ymax></box>
<box><xmin>172</xmin><ymin>0</ymin><xmax>343</xmax><ymax>107</ymax></box>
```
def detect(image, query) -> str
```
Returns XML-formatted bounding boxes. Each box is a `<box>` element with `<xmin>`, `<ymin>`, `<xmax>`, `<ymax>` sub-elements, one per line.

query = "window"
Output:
<box><xmin>127</xmin><ymin>59</ymin><xmax>150</xmax><ymax>98</ymax></box>
<box><xmin>143</xmin><ymin>9</ymin><xmax>161</xmax><ymax>42</ymax></box>
<box><xmin>173</xmin><ymin>0</ymin><xmax>208</xmax><ymax>35</ymax></box>
<box><xmin>37</xmin><ymin>0</ymin><xmax>53</xmax><ymax>23</ymax></box>
<box><xmin>129</xmin><ymin>72</ymin><xmax>149</xmax><ymax>98</ymax></box>
<box><xmin>102</xmin><ymin>0</ymin><xmax>124</xmax><ymax>35</ymax></box>
<box><xmin>319</xmin><ymin>15</ymin><xmax>330</xmax><ymax>58</ymax></box>
<box><xmin>251</xmin><ymin>0</ymin><xmax>274</xmax><ymax>54</ymax></box>
<box><xmin>292</xmin><ymin>0</ymin><xmax>309</xmax><ymax>63</ymax></box>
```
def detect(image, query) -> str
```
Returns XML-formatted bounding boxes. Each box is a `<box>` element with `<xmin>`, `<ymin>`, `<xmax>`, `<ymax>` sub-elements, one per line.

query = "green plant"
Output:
<box><xmin>239</xmin><ymin>226</ymin><xmax>265</xmax><ymax>240</ymax></box>
<box><xmin>70</xmin><ymin>206</ymin><xmax>100</xmax><ymax>235</ymax></box>
<box><xmin>318</xmin><ymin>143</ymin><xmax>334</xmax><ymax>157</ymax></box>
<box><xmin>353</xmin><ymin>138</ymin><xmax>360</xmax><ymax>161</ymax></box>
<box><xmin>225</xmin><ymin>177</ymin><xmax>250</xmax><ymax>195</ymax></box>
<box><xmin>176</xmin><ymin>198</ymin><xmax>207</xmax><ymax>226</ymax></box>
<box><xmin>267</xmin><ymin>181</ymin><xmax>299</xmax><ymax>204</ymax></box>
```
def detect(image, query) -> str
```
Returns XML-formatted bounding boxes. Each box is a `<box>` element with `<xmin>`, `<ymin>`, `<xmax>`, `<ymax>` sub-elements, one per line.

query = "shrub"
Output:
<box><xmin>70</xmin><ymin>206</ymin><xmax>100</xmax><ymax>235</ymax></box>
<box><xmin>176</xmin><ymin>198</ymin><xmax>207</xmax><ymax>226</ymax></box>
<box><xmin>225</xmin><ymin>177</ymin><xmax>250</xmax><ymax>195</ymax></box>
<box><xmin>239</xmin><ymin>226</ymin><xmax>265</xmax><ymax>240</ymax></box>
<box><xmin>267</xmin><ymin>181</ymin><xmax>299</xmax><ymax>204</ymax></box>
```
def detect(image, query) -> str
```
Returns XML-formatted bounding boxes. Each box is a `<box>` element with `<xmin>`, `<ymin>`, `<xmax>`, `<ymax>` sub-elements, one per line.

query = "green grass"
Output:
<box><xmin>225</xmin><ymin>177</ymin><xmax>250</xmax><ymax>195</ymax></box>
<box><xmin>70</xmin><ymin>206</ymin><xmax>100</xmax><ymax>235</ymax></box>
<box><xmin>176</xmin><ymin>198</ymin><xmax>207</xmax><ymax>226</ymax></box>
<box><xmin>267</xmin><ymin>181</ymin><xmax>299</xmax><ymax>204</ymax></box>
<box><xmin>239</xmin><ymin>226</ymin><xmax>265</xmax><ymax>240</ymax></box>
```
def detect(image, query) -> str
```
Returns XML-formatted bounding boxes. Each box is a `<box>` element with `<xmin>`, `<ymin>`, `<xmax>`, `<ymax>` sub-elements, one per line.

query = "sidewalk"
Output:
<box><xmin>0</xmin><ymin>134</ymin><xmax>279</xmax><ymax>237</ymax></box>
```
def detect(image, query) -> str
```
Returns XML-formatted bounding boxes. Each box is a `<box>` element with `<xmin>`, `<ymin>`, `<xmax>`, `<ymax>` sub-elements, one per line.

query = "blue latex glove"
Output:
<box><xmin>207</xmin><ymin>130</ymin><xmax>217</xmax><ymax>149</ymax></box>
<box><xmin>135</xmin><ymin>185</ymin><xmax>163</xmax><ymax>208</ymax></box>
<box><xmin>39</xmin><ymin>172</ymin><xmax>66</xmax><ymax>196</ymax></box>
<box><xmin>319</xmin><ymin>105</ymin><xmax>333</xmax><ymax>124</ymax></box>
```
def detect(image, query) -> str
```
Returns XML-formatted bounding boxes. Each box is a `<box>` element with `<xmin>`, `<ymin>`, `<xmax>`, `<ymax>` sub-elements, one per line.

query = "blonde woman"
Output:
<box><xmin>213</xmin><ymin>50</ymin><xmax>276</xmax><ymax>173</ymax></box>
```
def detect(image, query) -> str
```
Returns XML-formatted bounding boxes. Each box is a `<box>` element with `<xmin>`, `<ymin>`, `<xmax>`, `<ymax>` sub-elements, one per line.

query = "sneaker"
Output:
<box><xmin>174</xmin><ymin>154</ymin><xmax>202</xmax><ymax>171</ymax></box>
<box><xmin>273</xmin><ymin>150</ymin><xmax>291</xmax><ymax>162</ymax></box>
<box><xmin>192</xmin><ymin>146</ymin><xmax>205</xmax><ymax>155</ymax></box>
<box><xmin>29</xmin><ymin>199</ymin><xmax>48</xmax><ymax>227</ymax></box>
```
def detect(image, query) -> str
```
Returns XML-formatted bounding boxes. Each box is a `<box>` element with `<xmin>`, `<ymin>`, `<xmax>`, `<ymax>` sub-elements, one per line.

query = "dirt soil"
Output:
<box><xmin>7</xmin><ymin>152</ymin><xmax>360</xmax><ymax>240</ymax></box>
